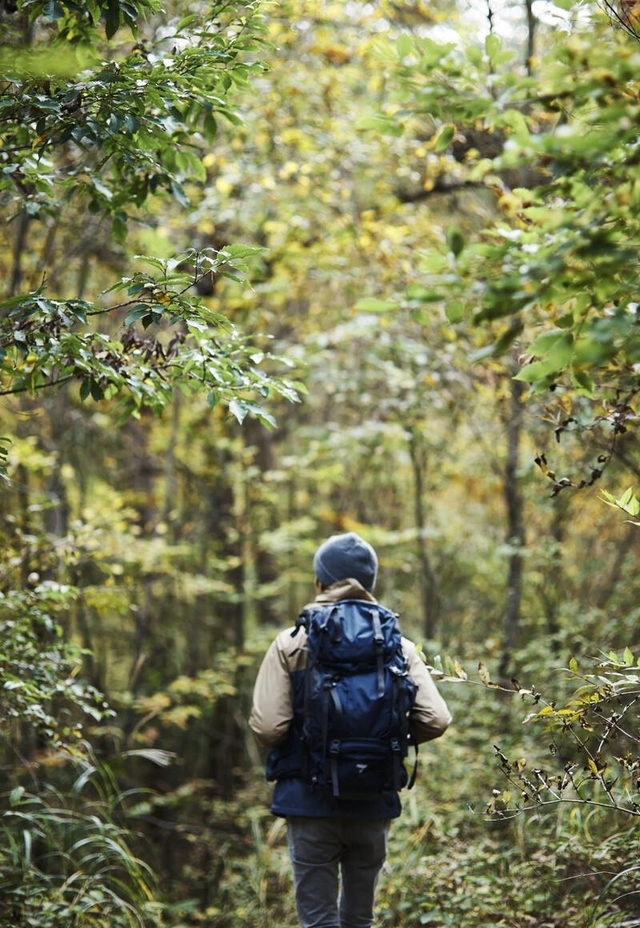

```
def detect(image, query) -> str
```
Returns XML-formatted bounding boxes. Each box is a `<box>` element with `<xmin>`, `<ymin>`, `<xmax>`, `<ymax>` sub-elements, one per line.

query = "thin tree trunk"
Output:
<box><xmin>408</xmin><ymin>428</ymin><xmax>439</xmax><ymax>640</ymax></box>
<box><xmin>243</xmin><ymin>418</ymin><xmax>279</xmax><ymax>627</ymax></box>
<box><xmin>540</xmin><ymin>495</ymin><xmax>568</xmax><ymax>642</ymax></box>
<box><xmin>129</xmin><ymin>578</ymin><xmax>154</xmax><ymax>695</ymax></box>
<box><xmin>7</xmin><ymin>13</ymin><xmax>34</xmax><ymax>300</ymax></box>
<box><xmin>524</xmin><ymin>0</ymin><xmax>536</xmax><ymax>74</ymax></box>
<box><xmin>486</xmin><ymin>0</ymin><xmax>494</xmax><ymax>34</ymax></box>
<box><xmin>9</xmin><ymin>209</ymin><xmax>30</xmax><ymax>297</ymax></box>
<box><xmin>205</xmin><ymin>442</ymin><xmax>245</xmax><ymax>649</ymax></box>
<box><xmin>163</xmin><ymin>389</ymin><xmax>181</xmax><ymax>541</ymax></box>
<box><xmin>499</xmin><ymin>376</ymin><xmax>526</xmax><ymax>679</ymax></box>
<box><xmin>594</xmin><ymin>522</ymin><xmax>640</xmax><ymax>610</ymax></box>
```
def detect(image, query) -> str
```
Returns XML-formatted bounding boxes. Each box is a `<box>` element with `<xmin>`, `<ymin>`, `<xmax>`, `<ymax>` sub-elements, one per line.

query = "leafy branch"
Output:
<box><xmin>428</xmin><ymin>647</ymin><xmax>640</xmax><ymax>821</ymax></box>
<box><xmin>601</xmin><ymin>486</ymin><xmax>640</xmax><ymax>524</ymax></box>
<box><xmin>0</xmin><ymin>248</ymin><xmax>302</xmax><ymax>430</ymax></box>
<box><xmin>486</xmin><ymin>649</ymin><xmax>640</xmax><ymax>820</ymax></box>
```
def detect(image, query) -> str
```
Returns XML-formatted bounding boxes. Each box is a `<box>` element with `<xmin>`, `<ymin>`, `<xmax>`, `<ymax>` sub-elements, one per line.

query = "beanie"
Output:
<box><xmin>313</xmin><ymin>532</ymin><xmax>378</xmax><ymax>591</ymax></box>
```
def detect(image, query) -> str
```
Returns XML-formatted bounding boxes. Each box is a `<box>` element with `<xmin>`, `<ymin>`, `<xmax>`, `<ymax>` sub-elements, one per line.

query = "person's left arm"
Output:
<box><xmin>403</xmin><ymin>638</ymin><xmax>453</xmax><ymax>744</ymax></box>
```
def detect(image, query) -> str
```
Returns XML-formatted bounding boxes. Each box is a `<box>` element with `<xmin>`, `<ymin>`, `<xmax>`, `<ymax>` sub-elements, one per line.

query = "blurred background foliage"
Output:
<box><xmin>2</xmin><ymin>0</ymin><xmax>640</xmax><ymax>925</ymax></box>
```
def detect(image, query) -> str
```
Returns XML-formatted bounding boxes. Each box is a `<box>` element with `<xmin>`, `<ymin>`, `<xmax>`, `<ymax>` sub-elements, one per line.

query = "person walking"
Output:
<box><xmin>249</xmin><ymin>531</ymin><xmax>452</xmax><ymax>928</ymax></box>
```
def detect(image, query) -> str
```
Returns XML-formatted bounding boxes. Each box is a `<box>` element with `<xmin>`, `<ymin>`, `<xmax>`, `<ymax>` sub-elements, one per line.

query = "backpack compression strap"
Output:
<box><xmin>322</xmin><ymin>677</ymin><xmax>342</xmax><ymax>750</ymax></box>
<box><xmin>371</xmin><ymin>608</ymin><xmax>385</xmax><ymax>697</ymax></box>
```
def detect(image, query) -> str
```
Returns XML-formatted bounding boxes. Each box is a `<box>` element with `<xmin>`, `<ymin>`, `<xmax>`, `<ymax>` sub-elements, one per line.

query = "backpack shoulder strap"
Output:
<box><xmin>291</xmin><ymin>604</ymin><xmax>320</xmax><ymax>637</ymax></box>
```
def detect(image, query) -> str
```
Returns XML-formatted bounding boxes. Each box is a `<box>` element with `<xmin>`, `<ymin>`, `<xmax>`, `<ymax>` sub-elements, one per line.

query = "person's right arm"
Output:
<box><xmin>249</xmin><ymin>632</ymin><xmax>295</xmax><ymax>748</ymax></box>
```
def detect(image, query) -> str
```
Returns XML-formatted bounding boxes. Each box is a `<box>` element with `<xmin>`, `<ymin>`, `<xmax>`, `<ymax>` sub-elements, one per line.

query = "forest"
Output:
<box><xmin>2</xmin><ymin>0</ymin><xmax>640</xmax><ymax>925</ymax></box>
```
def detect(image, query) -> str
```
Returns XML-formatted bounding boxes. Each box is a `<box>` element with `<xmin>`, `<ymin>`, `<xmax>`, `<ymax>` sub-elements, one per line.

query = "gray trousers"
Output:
<box><xmin>286</xmin><ymin>816</ymin><xmax>391</xmax><ymax>928</ymax></box>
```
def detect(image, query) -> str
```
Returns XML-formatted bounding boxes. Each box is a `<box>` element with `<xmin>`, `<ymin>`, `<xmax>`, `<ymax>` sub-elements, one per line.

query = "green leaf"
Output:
<box><xmin>619</xmin><ymin>487</ymin><xmax>635</xmax><ymax>508</ymax></box>
<box><xmin>124</xmin><ymin>305</ymin><xmax>151</xmax><ymax>327</ymax></box>
<box><xmin>513</xmin><ymin>359</ymin><xmax>559</xmax><ymax>384</ymax></box>
<box><xmin>105</xmin><ymin>0</ymin><xmax>122</xmax><ymax>39</ymax></box>
<box><xmin>355</xmin><ymin>114</ymin><xmax>404</xmax><ymax>137</ymax></box>
<box><xmin>602</xmin><ymin>487</ymin><xmax>640</xmax><ymax>518</ymax></box>
<box><xmin>528</xmin><ymin>330</ymin><xmax>572</xmax><ymax>358</ymax></box>
<box><xmin>433</xmin><ymin>124</ymin><xmax>455</xmax><ymax>153</ymax></box>
<box><xmin>447</xmin><ymin>227</ymin><xmax>465</xmax><ymax>258</ymax></box>
<box><xmin>227</xmin><ymin>398</ymin><xmax>276</xmax><ymax>428</ymax></box>
<box><xmin>9</xmin><ymin>786</ymin><xmax>25</xmax><ymax>804</ymax></box>
<box><xmin>353</xmin><ymin>298</ymin><xmax>397</xmax><ymax>313</ymax></box>
<box><xmin>221</xmin><ymin>244</ymin><xmax>267</xmax><ymax>261</ymax></box>
<box><xmin>445</xmin><ymin>301</ymin><xmax>464</xmax><ymax>323</ymax></box>
<box><xmin>397</xmin><ymin>34</ymin><xmax>413</xmax><ymax>59</ymax></box>
<box><xmin>44</xmin><ymin>1</ymin><xmax>63</xmax><ymax>22</ymax></box>
<box><xmin>228</xmin><ymin>398</ymin><xmax>248</xmax><ymax>424</ymax></box>
<box><xmin>121</xmin><ymin>749</ymin><xmax>176</xmax><ymax>767</ymax></box>
<box><xmin>485</xmin><ymin>33</ymin><xmax>502</xmax><ymax>59</ymax></box>
<box><xmin>569</xmin><ymin>370</ymin><xmax>594</xmax><ymax>397</ymax></box>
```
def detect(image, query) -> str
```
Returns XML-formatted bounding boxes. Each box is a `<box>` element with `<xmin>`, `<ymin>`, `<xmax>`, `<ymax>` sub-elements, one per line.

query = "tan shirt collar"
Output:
<box><xmin>313</xmin><ymin>578</ymin><xmax>377</xmax><ymax>605</ymax></box>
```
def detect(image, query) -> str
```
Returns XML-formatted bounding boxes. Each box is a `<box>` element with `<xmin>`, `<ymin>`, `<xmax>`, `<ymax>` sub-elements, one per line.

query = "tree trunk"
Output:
<box><xmin>524</xmin><ymin>0</ymin><xmax>536</xmax><ymax>74</ymax></box>
<box><xmin>205</xmin><ymin>441</ymin><xmax>245</xmax><ymax>650</ymax></box>
<box><xmin>499</xmin><ymin>376</ymin><xmax>526</xmax><ymax>679</ymax></box>
<box><xmin>540</xmin><ymin>494</ymin><xmax>568</xmax><ymax>643</ymax></box>
<box><xmin>594</xmin><ymin>521</ymin><xmax>640</xmax><ymax>610</ymax></box>
<box><xmin>163</xmin><ymin>389</ymin><xmax>181</xmax><ymax>541</ymax></box>
<box><xmin>408</xmin><ymin>427</ymin><xmax>439</xmax><ymax>640</ymax></box>
<box><xmin>9</xmin><ymin>209</ymin><xmax>30</xmax><ymax>298</ymax></box>
<box><xmin>243</xmin><ymin>417</ymin><xmax>280</xmax><ymax>627</ymax></box>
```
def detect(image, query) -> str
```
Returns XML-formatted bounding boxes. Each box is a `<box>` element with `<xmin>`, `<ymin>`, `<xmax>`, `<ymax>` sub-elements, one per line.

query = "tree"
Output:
<box><xmin>380</xmin><ymin>2</ymin><xmax>640</xmax><ymax>471</ymax></box>
<box><xmin>0</xmin><ymin>2</ymin><xmax>303</xmax><ymax>920</ymax></box>
<box><xmin>0</xmin><ymin>0</ymin><xmax>300</xmax><ymax>480</ymax></box>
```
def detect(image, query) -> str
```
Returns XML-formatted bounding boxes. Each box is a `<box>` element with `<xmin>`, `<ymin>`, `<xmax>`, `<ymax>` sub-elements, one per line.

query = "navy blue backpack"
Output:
<box><xmin>292</xmin><ymin>599</ymin><xmax>418</xmax><ymax>800</ymax></box>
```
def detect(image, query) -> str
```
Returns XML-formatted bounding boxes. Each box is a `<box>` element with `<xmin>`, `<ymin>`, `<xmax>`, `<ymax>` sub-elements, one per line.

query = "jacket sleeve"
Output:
<box><xmin>403</xmin><ymin>638</ymin><xmax>453</xmax><ymax>744</ymax></box>
<box><xmin>249</xmin><ymin>632</ymin><xmax>294</xmax><ymax>748</ymax></box>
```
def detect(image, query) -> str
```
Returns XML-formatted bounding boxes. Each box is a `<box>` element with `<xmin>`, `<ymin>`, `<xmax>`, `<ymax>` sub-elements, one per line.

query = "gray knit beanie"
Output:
<box><xmin>313</xmin><ymin>532</ymin><xmax>378</xmax><ymax>591</ymax></box>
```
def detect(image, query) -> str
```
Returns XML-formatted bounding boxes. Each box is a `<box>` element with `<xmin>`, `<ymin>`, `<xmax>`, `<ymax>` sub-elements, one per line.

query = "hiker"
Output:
<box><xmin>249</xmin><ymin>531</ymin><xmax>452</xmax><ymax>928</ymax></box>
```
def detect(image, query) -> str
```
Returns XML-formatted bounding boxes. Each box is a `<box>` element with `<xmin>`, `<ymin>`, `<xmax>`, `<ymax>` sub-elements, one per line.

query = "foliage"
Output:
<box><xmin>1</xmin><ymin>0</ymin><xmax>258</xmax><ymax>223</ymax></box>
<box><xmin>489</xmin><ymin>648</ymin><xmax>640</xmax><ymax>823</ymax></box>
<box><xmin>0</xmin><ymin>578</ymin><xmax>170</xmax><ymax>926</ymax></box>
<box><xmin>472</xmin><ymin>646</ymin><xmax>640</xmax><ymax>926</ymax></box>
<box><xmin>370</xmin><ymin>2</ymin><xmax>640</xmax><ymax>460</ymax></box>
<box><xmin>601</xmin><ymin>485</ymin><xmax>640</xmax><ymax>521</ymax></box>
<box><xmin>0</xmin><ymin>0</ymin><xmax>300</xmax><ymax>481</ymax></box>
<box><xmin>5</xmin><ymin>1</ymin><xmax>640</xmax><ymax>926</ymax></box>
<box><xmin>0</xmin><ymin>752</ymin><xmax>165</xmax><ymax>928</ymax></box>
<box><xmin>1</xmin><ymin>247</ymin><xmax>300</xmax><ymax>425</ymax></box>
<box><xmin>0</xmin><ymin>583</ymin><xmax>113</xmax><ymax>751</ymax></box>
